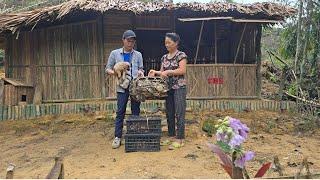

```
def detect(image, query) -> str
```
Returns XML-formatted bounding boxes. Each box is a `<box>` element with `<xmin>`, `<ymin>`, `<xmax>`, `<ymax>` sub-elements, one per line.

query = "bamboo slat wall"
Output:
<box><xmin>0</xmin><ymin>100</ymin><xmax>296</xmax><ymax>121</ymax></box>
<box><xmin>135</xmin><ymin>15</ymin><xmax>171</xmax><ymax>30</ymax></box>
<box><xmin>103</xmin><ymin>12</ymin><xmax>133</xmax><ymax>97</ymax></box>
<box><xmin>5</xmin><ymin>20</ymin><xmax>104</xmax><ymax>101</ymax></box>
<box><xmin>186</xmin><ymin>64</ymin><xmax>257</xmax><ymax>97</ymax></box>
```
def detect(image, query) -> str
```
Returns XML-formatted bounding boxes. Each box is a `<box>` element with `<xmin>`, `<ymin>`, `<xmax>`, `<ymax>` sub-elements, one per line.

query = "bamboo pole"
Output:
<box><xmin>285</xmin><ymin>92</ymin><xmax>320</xmax><ymax>107</ymax></box>
<box><xmin>233</xmin><ymin>23</ymin><xmax>247</xmax><ymax>64</ymax></box>
<box><xmin>194</xmin><ymin>20</ymin><xmax>204</xmax><ymax>64</ymax></box>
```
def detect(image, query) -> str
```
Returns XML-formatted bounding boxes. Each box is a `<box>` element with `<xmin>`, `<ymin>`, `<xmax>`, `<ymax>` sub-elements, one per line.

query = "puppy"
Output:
<box><xmin>113</xmin><ymin>62</ymin><xmax>131</xmax><ymax>88</ymax></box>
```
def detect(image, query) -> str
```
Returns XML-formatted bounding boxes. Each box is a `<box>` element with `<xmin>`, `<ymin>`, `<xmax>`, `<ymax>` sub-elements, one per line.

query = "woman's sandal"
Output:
<box><xmin>168</xmin><ymin>140</ymin><xmax>185</xmax><ymax>150</ymax></box>
<box><xmin>160</xmin><ymin>139</ymin><xmax>171</xmax><ymax>146</ymax></box>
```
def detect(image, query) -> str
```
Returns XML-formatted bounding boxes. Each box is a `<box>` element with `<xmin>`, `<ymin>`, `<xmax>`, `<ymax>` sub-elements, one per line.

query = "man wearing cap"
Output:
<box><xmin>105</xmin><ymin>30</ymin><xmax>144</xmax><ymax>149</ymax></box>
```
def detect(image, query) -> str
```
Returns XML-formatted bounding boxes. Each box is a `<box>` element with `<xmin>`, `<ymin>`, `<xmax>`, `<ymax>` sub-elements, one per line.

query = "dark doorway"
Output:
<box><xmin>136</xmin><ymin>30</ymin><xmax>168</xmax><ymax>75</ymax></box>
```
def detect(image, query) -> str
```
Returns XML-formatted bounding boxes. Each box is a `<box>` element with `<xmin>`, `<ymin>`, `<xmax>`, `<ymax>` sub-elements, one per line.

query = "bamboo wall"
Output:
<box><xmin>0</xmin><ymin>100</ymin><xmax>296</xmax><ymax>121</ymax></box>
<box><xmin>103</xmin><ymin>12</ymin><xmax>133</xmax><ymax>98</ymax></box>
<box><xmin>186</xmin><ymin>64</ymin><xmax>257</xmax><ymax>97</ymax></box>
<box><xmin>5</xmin><ymin>20</ymin><xmax>105</xmax><ymax>101</ymax></box>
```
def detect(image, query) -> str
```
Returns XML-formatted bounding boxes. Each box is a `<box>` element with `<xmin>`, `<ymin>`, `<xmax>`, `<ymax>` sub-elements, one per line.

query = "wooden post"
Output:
<box><xmin>46</xmin><ymin>156</ymin><xmax>64</xmax><ymax>179</ymax></box>
<box><xmin>256</xmin><ymin>24</ymin><xmax>262</xmax><ymax>99</ymax></box>
<box><xmin>98</xmin><ymin>14</ymin><xmax>106</xmax><ymax>98</ymax></box>
<box><xmin>194</xmin><ymin>20</ymin><xmax>204</xmax><ymax>64</ymax></box>
<box><xmin>6</xmin><ymin>164</ymin><xmax>15</xmax><ymax>179</ymax></box>
<box><xmin>214</xmin><ymin>22</ymin><xmax>217</xmax><ymax>64</ymax></box>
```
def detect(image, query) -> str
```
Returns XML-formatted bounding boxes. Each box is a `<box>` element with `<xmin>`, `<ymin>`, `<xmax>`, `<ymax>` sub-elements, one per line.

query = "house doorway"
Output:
<box><xmin>136</xmin><ymin>30</ymin><xmax>168</xmax><ymax>75</ymax></box>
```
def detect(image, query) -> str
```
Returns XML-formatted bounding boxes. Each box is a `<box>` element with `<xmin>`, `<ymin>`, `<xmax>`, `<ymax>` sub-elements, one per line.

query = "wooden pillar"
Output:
<box><xmin>98</xmin><ymin>14</ymin><xmax>106</xmax><ymax>98</ymax></box>
<box><xmin>256</xmin><ymin>24</ymin><xmax>262</xmax><ymax>99</ymax></box>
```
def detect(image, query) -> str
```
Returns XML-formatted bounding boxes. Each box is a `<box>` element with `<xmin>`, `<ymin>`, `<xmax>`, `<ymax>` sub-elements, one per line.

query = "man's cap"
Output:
<box><xmin>122</xmin><ymin>30</ymin><xmax>136</xmax><ymax>39</ymax></box>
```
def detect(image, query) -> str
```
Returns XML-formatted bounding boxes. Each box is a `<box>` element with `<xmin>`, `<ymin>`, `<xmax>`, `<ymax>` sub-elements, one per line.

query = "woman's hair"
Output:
<box><xmin>165</xmin><ymin>33</ymin><xmax>180</xmax><ymax>44</ymax></box>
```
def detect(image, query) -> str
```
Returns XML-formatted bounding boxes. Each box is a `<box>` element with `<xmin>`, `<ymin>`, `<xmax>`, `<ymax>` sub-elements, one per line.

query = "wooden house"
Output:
<box><xmin>0</xmin><ymin>0</ymin><xmax>296</xmax><ymax>104</ymax></box>
<box><xmin>2</xmin><ymin>78</ymin><xmax>34</xmax><ymax>105</ymax></box>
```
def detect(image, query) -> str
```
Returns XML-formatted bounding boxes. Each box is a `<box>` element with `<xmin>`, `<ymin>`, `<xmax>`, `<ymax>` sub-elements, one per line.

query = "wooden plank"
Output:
<box><xmin>178</xmin><ymin>17</ymin><xmax>233</xmax><ymax>22</ymax></box>
<box><xmin>231</xmin><ymin>19</ymin><xmax>282</xmax><ymax>23</ymax></box>
<box><xmin>46</xmin><ymin>156</ymin><xmax>64</xmax><ymax>179</ymax></box>
<box><xmin>2</xmin><ymin>78</ymin><xmax>33</xmax><ymax>87</ymax></box>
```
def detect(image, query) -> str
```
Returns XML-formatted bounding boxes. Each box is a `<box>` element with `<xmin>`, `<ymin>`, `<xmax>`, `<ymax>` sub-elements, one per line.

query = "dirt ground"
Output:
<box><xmin>0</xmin><ymin>110</ymin><xmax>319</xmax><ymax>179</ymax></box>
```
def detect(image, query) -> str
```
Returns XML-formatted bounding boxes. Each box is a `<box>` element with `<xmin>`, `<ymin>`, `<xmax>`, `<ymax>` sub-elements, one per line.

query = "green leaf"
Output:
<box><xmin>216</xmin><ymin>141</ymin><xmax>232</xmax><ymax>153</ymax></box>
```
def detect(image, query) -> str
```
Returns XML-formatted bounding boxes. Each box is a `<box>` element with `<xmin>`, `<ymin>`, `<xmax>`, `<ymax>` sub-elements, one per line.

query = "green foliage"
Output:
<box><xmin>276</xmin><ymin>1</ymin><xmax>320</xmax><ymax>105</ymax></box>
<box><xmin>268</xmin><ymin>72</ymin><xmax>278</xmax><ymax>83</ymax></box>
<box><xmin>216</xmin><ymin>141</ymin><xmax>232</xmax><ymax>153</ymax></box>
<box><xmin>202</xmin><ymin>118</ymin><xmax>216</xmax><ymax>137</ymax></box>
<box><xmin>288</xmin><ymin>82</ymin><xmax>297</xmax><ymax>96</ymax></box>
<box><xmin>279</xmin><ymin>24</ymin><xmax>297</xmax><ymax>60</ymax></box>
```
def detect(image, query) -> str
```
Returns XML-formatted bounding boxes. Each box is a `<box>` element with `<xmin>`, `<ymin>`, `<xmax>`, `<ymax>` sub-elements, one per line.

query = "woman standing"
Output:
<box><xmin>149</xmin><ymin>33</ymin><xmax>187</xmax><ymax>147</ymax></box>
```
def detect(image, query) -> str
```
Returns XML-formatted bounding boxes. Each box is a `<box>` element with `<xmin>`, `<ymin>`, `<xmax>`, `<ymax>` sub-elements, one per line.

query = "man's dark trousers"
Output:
<box><xmin>114</xmin><ymin>89</ymin><xmax>140</xmax><ymax>138</ymax></box>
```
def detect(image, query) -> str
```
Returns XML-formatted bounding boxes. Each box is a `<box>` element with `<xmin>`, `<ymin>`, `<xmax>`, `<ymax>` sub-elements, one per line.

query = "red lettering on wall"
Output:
<box><xmin>207</xmin><ymin>77</ymin><xmax>224</xmax><ymax>84</ymax></box>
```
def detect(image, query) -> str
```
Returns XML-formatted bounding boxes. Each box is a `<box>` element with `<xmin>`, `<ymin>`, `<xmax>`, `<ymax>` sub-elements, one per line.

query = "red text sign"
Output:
<box><xmin>208</xmin><ymin>77</ymin><xmax>224</xmax><ymax>84</ymax></box>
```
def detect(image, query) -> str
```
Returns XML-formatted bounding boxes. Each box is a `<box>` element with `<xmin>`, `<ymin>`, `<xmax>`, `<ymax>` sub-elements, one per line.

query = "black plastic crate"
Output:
<box><xmin>124</xmin><ymin>134</ymin><xmax>160</xmax><ymax>152</ymax></box>
<box><xmin>126</xmin><ymin>115</ymin><xmax>161</xmax><ymax>134</ymax></box>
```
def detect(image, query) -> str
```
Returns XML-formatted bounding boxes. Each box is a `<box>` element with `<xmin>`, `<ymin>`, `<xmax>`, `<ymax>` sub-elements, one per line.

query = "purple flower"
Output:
<box><xmin>229</xmin><ymin>117</ymin><xmax>249</xmax><ymax>139</ymax></box>
<box><xmin>216</xmin><ymin>132</ymin><xmax>228</xmax><ymax>142</ymax></box>
<box><xmin>234</xmin><ymin>151</ymin><xmax>255</xmax><ymax>169</ymax></box>
<box><xmin>228</xmin><ymin>134</ymin><xmax>245</xmax><ymax>148</ymax></box>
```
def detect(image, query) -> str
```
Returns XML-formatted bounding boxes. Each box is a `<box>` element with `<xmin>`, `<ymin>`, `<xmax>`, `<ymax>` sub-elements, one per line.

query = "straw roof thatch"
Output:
<box><xmin>0</xmin><ymin>0</ymin><xmax>297</xmax><ymax>34</ymax></box>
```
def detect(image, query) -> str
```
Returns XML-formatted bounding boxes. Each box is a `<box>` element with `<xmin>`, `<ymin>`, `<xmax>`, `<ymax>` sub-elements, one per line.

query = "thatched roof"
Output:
<box><xmin>0</xmin><ymin>0</ymin><xmax>296</xmax><ymax>34</ymax></box>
